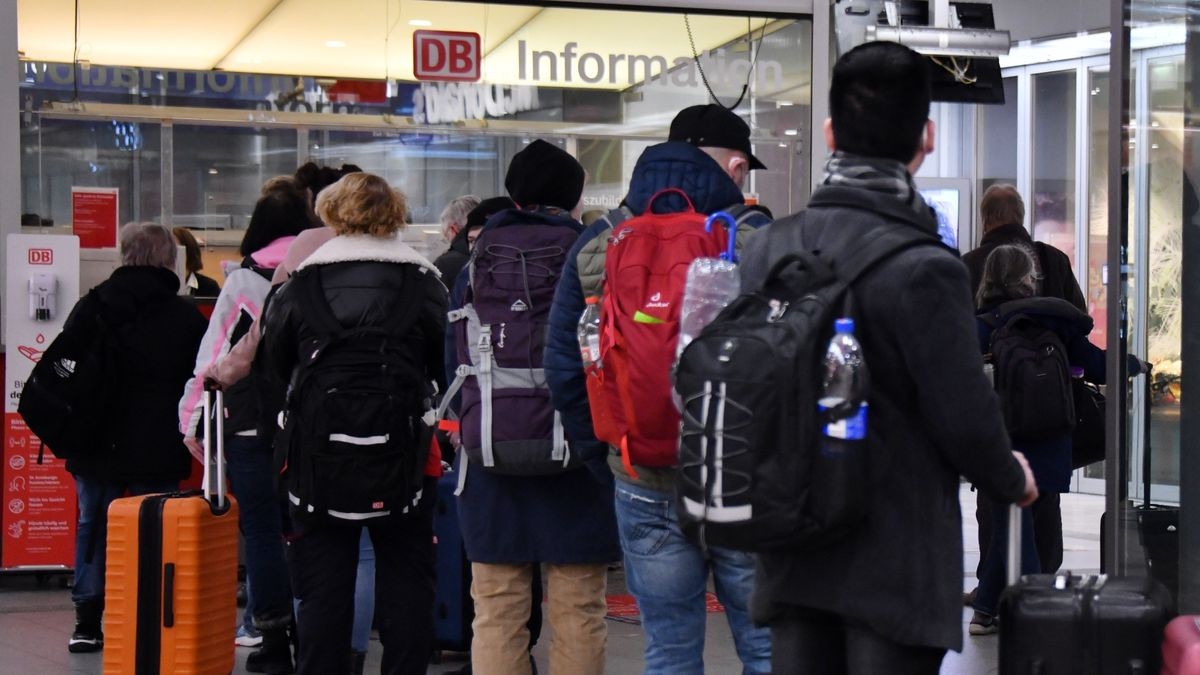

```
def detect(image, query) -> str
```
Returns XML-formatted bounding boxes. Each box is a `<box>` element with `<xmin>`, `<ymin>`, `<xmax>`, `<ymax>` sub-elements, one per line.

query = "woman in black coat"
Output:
<box><xmin>64</xmin><ymin>223</ymin><xmax>208</xmax><ymax>653</ymax></box>
<box><xmin>969</xmin><ymin>244</ymin><xmax>1145</xmax><ymax>634</ymax></box>
<box><xmin>261</xmin><ymin>173</ymin><xmax>447</xmax><ymax>675</ymax></box>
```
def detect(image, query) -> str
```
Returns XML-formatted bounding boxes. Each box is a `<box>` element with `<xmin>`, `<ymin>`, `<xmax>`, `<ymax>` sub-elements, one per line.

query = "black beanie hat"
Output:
<box><xmin>466</xmin><ymin>196</ymin><xmax>517</xmax><ymax>230</ymax></box>
<box><xmin>504</xmin><ymin>140</ymin><xmax>586</xmax><ymax>211</ymax></box>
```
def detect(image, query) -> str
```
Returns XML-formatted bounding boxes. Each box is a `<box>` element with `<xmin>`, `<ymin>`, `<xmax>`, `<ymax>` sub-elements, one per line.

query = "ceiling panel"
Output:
<box><xmin>18</xmin><ymin>0</ymin><xmax>281</xmax><ymax>69</ymax></box>
<box><xmin>18</xmin><ymin>0</ymin><xmax>780</xmax><ymax>90</ymax></box>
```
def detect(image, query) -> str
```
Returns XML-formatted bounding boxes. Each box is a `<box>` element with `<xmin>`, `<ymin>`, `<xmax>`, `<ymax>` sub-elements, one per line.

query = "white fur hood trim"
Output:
<box><xmin>296</xmin><ymin>233</ymin><xmax>440</xmax><ymax>278</ymax></box>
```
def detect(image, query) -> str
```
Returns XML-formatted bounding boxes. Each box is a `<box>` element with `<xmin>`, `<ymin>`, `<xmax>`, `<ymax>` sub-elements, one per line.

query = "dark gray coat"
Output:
<box><xmin>740</xmin><ymin>186</ymin><xmax>1028</xmax><ymax>652</ymax></box>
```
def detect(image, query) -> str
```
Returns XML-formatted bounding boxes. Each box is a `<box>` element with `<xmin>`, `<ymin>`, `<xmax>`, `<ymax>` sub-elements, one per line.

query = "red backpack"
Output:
<box><xmin>589</xmin><ymin>189</ymin><xmax>730</xmax><ymax>475</ymax></box>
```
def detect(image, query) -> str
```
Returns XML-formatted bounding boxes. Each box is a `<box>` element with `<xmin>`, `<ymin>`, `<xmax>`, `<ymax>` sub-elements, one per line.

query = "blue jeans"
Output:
<box><xmin>72</xmin><ymin>475</ymin><xmax>177</xmax><ymax>605</ymax></box>
<box><xmin>353</xmin><ymin>530</ymin><xmax>376</xmax><ymax>652</ymax></box>
<box><xmin>974</xmin><ymin>504</ymin><xmax>1040</xmax><ymax>616</ymax></box>
<box><xmin>226</xmin><ymin>435</ymin><xmax>293</xmax><ymax>629</ymax></box>
<box><xmin>614</xmin><ymin>481</ymin><xmax>771</xmax><ymax>675</ymax></box>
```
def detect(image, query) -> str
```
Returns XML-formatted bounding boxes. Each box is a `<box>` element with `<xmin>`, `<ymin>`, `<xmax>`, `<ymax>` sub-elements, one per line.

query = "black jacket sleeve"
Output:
<box><xmin>422</xmin><ymin>273</ymin><xmax>449</xmax><ymax>392</ymax></box>
<box><xmin>898</xmin><ymin>255</ymin><xmax>1028</xmax><ymax>503</ymax></box>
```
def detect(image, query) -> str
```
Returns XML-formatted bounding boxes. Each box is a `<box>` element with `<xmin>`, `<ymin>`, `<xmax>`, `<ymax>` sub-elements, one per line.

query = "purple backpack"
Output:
<box><xmin>438</xmin><ymin>213</ymin><xmax>582</xmax><ymax>481</ymax></box>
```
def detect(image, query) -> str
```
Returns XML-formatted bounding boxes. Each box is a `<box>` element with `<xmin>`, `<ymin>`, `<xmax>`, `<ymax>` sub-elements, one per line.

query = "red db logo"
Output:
<box><xmin>413</xmin><ymin>30</ymin><xmax>481</xmax><ymax>82</ymax></box>
<box><xmin>28</xmin><ymin>249</ymin><xmax>53</xmax><ymax>265</ymax></box>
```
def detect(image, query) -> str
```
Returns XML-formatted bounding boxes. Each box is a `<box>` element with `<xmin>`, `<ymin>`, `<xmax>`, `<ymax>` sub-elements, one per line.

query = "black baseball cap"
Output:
<box><xmin>668</xmin><ymin>104</ymin><xmax>767</xmax><ymax>171</ymax></box>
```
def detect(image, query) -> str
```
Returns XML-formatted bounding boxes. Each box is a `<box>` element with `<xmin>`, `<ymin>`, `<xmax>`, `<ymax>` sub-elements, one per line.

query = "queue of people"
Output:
<box><xmin>53</xmin><ymin>40</ymin><xmax>1119</xmax><ymax>675</ymax></box>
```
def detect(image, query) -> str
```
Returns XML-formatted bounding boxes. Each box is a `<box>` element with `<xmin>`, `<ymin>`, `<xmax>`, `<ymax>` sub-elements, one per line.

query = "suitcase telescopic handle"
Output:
<box><xmin>201</xmin><ymin>387</ymin><xmax>227</xmax><ymax>510</ymax></box>
<box><xmin>1006</xmin><ymin>504</ymin><xmax>1022</xmax><ymax>586</ymax></box>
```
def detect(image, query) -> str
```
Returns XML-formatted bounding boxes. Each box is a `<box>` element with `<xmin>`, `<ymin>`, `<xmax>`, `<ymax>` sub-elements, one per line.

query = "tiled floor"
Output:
<box><xmin>0</xmin><ymin>485</ymin><xmax>1105</xmax><ymax>674</ymax></box>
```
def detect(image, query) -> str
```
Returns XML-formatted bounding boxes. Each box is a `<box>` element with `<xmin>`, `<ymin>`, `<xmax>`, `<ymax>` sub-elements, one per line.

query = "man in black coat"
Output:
<box><xmin>738</xmin><ymin>42</ymin><xmax>1038</xmax><ymax>673</ymax></box>
<box><xmin>433</xmin><ymin>196</ymin><xmax>516</xmax><ymax>285</ymax></box>
<box><xmin>962</xmin><ymin>183</ymin><xmax>1087</xmax><ymax>590</ymax></box>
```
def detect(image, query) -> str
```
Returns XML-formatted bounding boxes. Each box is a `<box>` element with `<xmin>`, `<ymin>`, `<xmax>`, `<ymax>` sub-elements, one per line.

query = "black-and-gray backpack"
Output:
<box><xmin>673</xmin><ymin>212</ymin><xmax>938</xmax><ymax>551</ymax></box>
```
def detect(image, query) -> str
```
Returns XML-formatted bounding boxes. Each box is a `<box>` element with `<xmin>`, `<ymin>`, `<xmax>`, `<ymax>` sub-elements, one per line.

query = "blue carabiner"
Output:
<box><xmin>704</xmin><ymin>211</ymin><xmax>738</xmax><ymax>263</ymax></box>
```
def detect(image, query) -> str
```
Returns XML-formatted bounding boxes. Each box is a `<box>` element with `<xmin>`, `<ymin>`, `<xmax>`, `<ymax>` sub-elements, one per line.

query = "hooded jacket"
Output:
<box><xmin>66</xmin><ymin>266</ymin><xmax>207</xmax><ymax>482</ymax></box>
<box><xmin>444</xmin><ymin>207</ymin><xmax>620</xmax><ymax>564</ymax></box>
<box><xmin>544</xmin><ymin>141</ymin><xmax>770</xmax><ymax>493</ymax></box>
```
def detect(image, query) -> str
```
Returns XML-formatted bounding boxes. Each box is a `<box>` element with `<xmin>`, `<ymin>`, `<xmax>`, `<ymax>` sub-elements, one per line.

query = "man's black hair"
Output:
<box><xmin>830</xmin><ymin>42</ymin><xmax>932</xmax><ymax>164</ymax></box>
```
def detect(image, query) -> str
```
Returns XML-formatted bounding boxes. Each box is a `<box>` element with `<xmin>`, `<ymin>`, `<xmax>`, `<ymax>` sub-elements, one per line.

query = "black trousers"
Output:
<box><xmin>288</xmin><ymin>480</ymin><xmax>436</xmax><ymax>675</ymax></box>
<box><xmin>975</xmin><ymin>490</ymin><xmax>1063</xmax><ymax>579</ymax></box>
<box><xmin>770</xmin><ymin>606</ymin><xmax>946</xmax><ymax>675</ymax></box>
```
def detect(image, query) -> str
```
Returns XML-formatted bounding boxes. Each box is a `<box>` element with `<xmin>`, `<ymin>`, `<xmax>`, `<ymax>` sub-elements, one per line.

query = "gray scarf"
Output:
<box><xmin>822</xmin><ymin>151</ymin><xmax>927</xmax><ymax>218</ymax></box>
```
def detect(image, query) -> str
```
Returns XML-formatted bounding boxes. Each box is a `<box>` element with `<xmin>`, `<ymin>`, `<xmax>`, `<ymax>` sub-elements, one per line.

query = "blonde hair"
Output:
<box><xmin>316</xmin><ymin>173</ymin><xmax>408</xmax><ymax>237</ymax></box>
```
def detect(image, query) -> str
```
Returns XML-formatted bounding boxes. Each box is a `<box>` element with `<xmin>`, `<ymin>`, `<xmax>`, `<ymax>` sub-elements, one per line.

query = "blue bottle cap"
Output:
<box><xmin>835</xmin><ymin>318</ymin><xmax>855</xmax><ymax>334</ymax></box>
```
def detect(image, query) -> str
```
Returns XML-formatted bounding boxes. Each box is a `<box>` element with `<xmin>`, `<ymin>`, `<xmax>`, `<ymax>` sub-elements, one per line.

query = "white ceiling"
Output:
<box><xmin>18</xmin><ymin>0</ymin><xmax>778</xmax><ymax>89</ymax></box>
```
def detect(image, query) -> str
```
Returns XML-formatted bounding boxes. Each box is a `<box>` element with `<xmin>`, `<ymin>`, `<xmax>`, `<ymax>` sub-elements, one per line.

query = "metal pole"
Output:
<box><xmin>1103</xmin><ymin>0</ymin><xmax>1132</xmax><ymax>576</ymax></box>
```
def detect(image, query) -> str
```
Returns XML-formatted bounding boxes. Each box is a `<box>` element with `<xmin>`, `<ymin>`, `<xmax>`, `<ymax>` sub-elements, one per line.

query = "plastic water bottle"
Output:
<box><xmin>818</xmin><ymin>318</ymin><xmax>868</xmax><ymax>445</ymax></box>
<box><xmin>812</xmin><ymin>317</ymin><xmax>870</xmax><ymax>528</ymax></box>
<box><xmin>577</xmin><ymin>297</ymin><xmax>602</xmax><ymax>369</ymax></box>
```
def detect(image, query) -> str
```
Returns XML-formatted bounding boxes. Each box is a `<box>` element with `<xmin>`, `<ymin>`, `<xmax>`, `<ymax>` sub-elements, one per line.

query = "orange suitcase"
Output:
<box><xmin>103</xmin><ymin>390</ymin><xmax>239</xmax><ymax>675</ymax></box>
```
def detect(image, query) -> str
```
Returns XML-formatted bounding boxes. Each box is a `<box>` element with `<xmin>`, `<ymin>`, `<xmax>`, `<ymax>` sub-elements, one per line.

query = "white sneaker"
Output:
<box><xmin>235</xmin><ymin>625</ymin><xmax>263</xmax><ymax>647</ymax></box>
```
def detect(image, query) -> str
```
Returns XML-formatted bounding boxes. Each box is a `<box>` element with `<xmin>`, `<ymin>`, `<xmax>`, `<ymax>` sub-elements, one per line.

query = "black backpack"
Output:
<box><xmin>276</xmin><ymin>266</ymin><xmax>434</xmax><ymax>521</ymax></box>
<box><xmin>985</xmin><ymin>308</ymin><xmax>1076</xmax><ymax>441</ymax></box>
<box><xmin>18</xmin><ymin>291</ymin><xmax>119</xmax><ymax>462</ymax></box>
<box><xmin>673</xmin><ymin>214</ymin><xmax>938</xmax><ymax>552</ymax></box>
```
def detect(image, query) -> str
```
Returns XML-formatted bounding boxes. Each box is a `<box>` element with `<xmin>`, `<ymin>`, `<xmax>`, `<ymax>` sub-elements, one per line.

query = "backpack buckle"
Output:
<box><xmin>767</xmin><ymin>299</ymin><xmax>789</xmax><ymax>323</ymax></box>
<box><xmin>477</xmin><ymin>326</ymin><xmax>493</xmax><ymax>354</ymax></box>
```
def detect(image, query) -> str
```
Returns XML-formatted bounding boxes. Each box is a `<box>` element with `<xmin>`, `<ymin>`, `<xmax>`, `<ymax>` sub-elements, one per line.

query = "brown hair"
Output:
<box><xmin>980</xmin><ymin>184</ymin><xmax>1025</xmax><ymax>232</ymax></box>
<box><xmin>172</xmin><ymin>227</ymin><xmax>204</xmax><ymax>275</ymax></box>
<box><xmin>315</xmin><ymin>173</ymin><xmax>408</xmax><ymax>237</ymax></box>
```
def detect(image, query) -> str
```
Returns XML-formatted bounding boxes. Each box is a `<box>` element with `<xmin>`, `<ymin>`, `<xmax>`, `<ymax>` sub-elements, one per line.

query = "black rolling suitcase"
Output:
<box><xmin>433</xmin><ymin>466</ymin><xmax>473</xmax><ymax>655</ymax></box>
<box><xmin>1098</xmin><ymin>372</ymin><xmax>1179</xmax><ymax>605</ymax></box>
<box><xmin>999</xmin><ymin>504</ymin><xmax>1172</xmax><ymax>674</ymax></box>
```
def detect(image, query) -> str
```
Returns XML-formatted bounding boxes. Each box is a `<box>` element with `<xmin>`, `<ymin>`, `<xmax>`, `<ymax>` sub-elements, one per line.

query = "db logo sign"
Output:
<box><xmin>28</xmin><ymin>249</ymin><xmax>53</xmax><ymax>265</ymax></box>
<box><xmin>413</xmin><ymin>30</ymin><xmax>481</xmax><ymax>82</ymax></box>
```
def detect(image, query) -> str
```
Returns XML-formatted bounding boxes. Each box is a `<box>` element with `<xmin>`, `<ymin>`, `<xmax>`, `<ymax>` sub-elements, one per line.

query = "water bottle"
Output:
<box><xmin>577</xmin><ymin>297</ymin><xmax>602</xmax><ymax>369</ymax></box>
<box><xmin>812</xmin><ymin>317</ymin><xmax>869</xmax><ymax>528</ymax></box>
<box><xmin>819</xmin><ymin>318</ymin><xmax>868</xmax><ymax>441</ymax></box>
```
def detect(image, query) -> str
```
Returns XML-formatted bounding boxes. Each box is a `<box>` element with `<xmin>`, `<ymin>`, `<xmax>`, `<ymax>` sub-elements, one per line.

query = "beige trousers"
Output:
<box><xmin>470</xmin><ymin>562</ymin><xmax>607</xmax><ymax>675</ymax></box>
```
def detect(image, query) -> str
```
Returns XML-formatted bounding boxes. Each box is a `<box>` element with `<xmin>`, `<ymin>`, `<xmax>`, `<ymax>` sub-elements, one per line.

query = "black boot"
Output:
<box><xmin>245</xmin><ymin>627</ymin><xmax>294</xmax><ymax>674</ymax></box>
<box><xmin>68</xmin><ymin>600</ymin><xmax>103</xmax><ymax>653</ymax></box>
<box><xmin>350</xmin><ymin>650</ymin><xmax>366</xmax><ymax>675</ymax></box>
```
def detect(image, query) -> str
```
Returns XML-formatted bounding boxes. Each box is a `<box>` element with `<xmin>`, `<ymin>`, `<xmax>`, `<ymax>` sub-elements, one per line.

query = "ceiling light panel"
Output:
<box><xmin>18</xmin><ymin>0</ymin><xmax>282</xmax><ymax>70</ymax></box>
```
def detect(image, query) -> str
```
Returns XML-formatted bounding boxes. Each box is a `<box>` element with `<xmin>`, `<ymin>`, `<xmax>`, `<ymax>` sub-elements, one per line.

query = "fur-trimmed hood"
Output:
<box><xmin>296</xmin><ymin>233</ymin><xmax>440</xmax><ymax>278</ymax></box>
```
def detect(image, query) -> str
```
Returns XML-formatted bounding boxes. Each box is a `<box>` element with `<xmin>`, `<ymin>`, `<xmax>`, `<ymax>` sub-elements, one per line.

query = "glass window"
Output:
<box><xmin>1143</xmin><ymin>54</ymin><xmax>1184</xmax><ymax>490</ymax></box>
<box><xmin>976</xmin><ymin>76</ymin><xmax>1018</xmax><ymax>223</ymax></box>
<box><xmin>1031</xmin><ymin>70</ymin><xmax>1078</xmax><ymax>266</ymax></box>
<box><xmin>172</xmin><ymin>125</ymin><xmax>298</xmax><ymax>232</ymax></box>
<box><xmin>1086</xmin><ymin>67</ymin><xmax>1110</xmax><ymax>350</ymax></box>
<box><xmin>20</xmin><ymin>116</ymin><xmax>161</xmax><ymax>227</ymax></box>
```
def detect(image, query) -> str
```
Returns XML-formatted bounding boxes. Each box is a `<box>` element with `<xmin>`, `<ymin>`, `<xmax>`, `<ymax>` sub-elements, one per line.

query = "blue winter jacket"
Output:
<box><xmin>445</xmin><ymin>207</ymin><xmax>619</xmax><ymax>564</ymax></box>
<box><xmin>544</xmin><ymin>141</ymin><xmax>769</xmax><ymax>491</ymax></box>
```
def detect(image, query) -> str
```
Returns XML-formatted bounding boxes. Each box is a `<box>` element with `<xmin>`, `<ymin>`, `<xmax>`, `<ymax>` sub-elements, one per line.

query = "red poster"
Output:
<box><xmin>71</xmin><ymin>188</ymin><xmax>119</xmax><ymax>249</ymax></box>
<box><xmin>2</xmin><ymin>413</ymin><xmax>77</xmax><ymax>568</ymax></box>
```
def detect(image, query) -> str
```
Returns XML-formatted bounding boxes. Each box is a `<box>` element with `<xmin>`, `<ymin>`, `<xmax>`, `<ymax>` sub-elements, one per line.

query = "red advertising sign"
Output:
<box><xmin>71</xmin><ymin>187</ymin><xmax>119</xmax><ymax>249</ymax></box>
<box><xmin>413</xmin><ymin>30</ymin><xmax>482</xmax><ymax>82</ymax></box>
<box><xmin>2</xmin><ymin>413</ymin><xmax>76</xmax><ymax>568</ymax></box>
